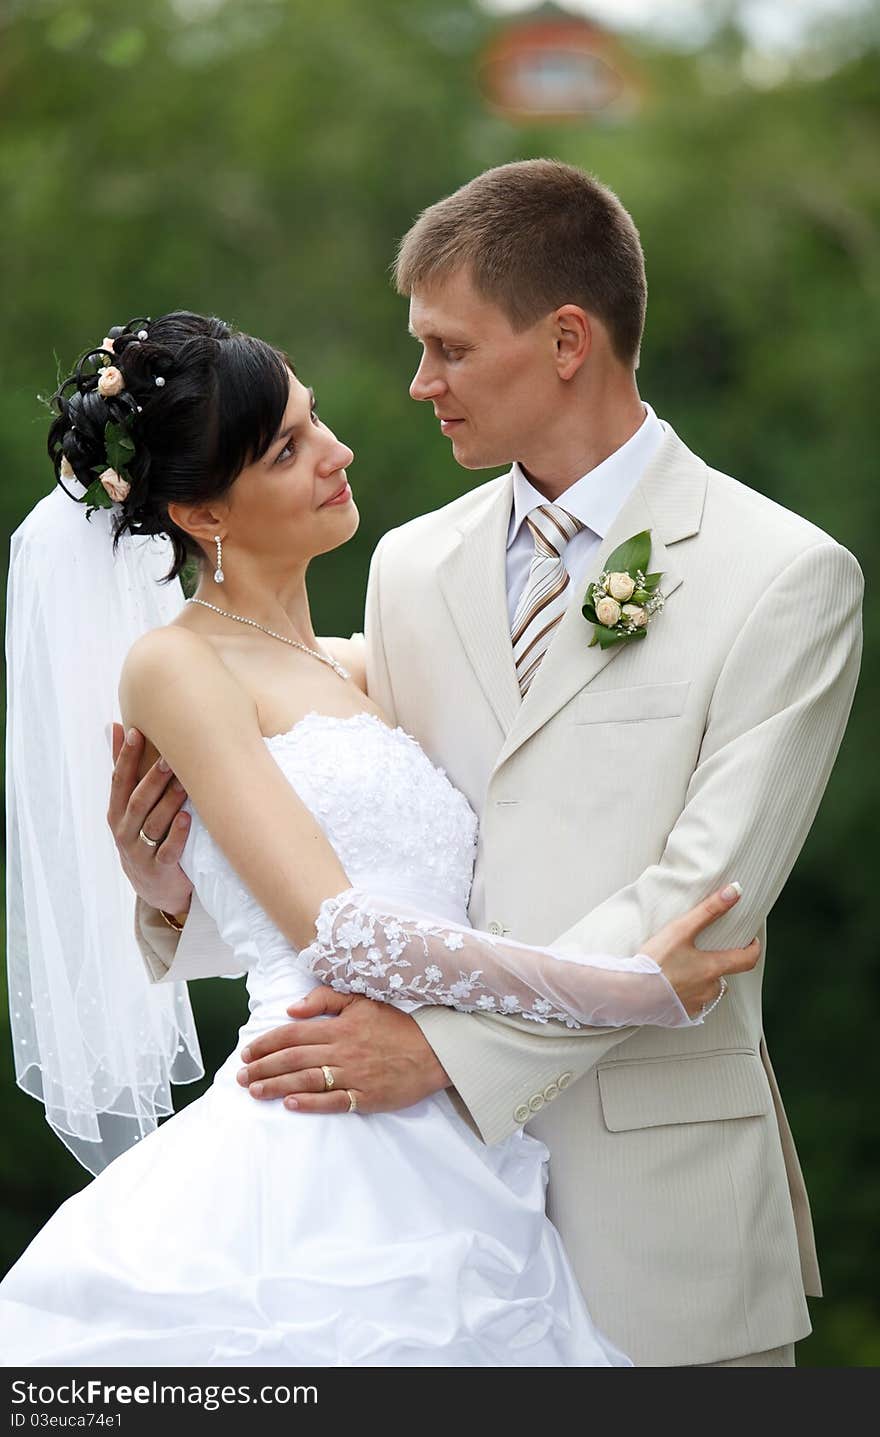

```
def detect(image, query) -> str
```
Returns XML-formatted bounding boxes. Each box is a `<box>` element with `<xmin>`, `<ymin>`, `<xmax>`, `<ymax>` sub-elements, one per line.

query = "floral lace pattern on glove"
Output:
<box><xmin>308</xmin><ymin>889</ymin><xmax>580</xmax><ymax>1025</ymax></box>
<box><xmin>302</xmin><ymin>888</ymin><xmax>695</xmax><ymax>1031</ymax></box>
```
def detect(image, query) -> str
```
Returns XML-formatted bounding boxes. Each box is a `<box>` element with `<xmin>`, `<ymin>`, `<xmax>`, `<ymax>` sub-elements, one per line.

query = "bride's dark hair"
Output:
<box><xmin>47</xmin><ymin>311</ymin><xmax>292</xmax><ymax>581</ymax></box>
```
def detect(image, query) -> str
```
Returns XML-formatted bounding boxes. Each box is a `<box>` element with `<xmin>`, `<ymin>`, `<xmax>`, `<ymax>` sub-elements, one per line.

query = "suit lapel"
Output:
<box><xmin>493</xmin><ymin>427</ymin><xmax>707</xmax><ymax>772</ymax></box>
<box><xmin>437</xmin><ymin>472</ymin><xmax>522</xmax><ymax>736</ymax></box>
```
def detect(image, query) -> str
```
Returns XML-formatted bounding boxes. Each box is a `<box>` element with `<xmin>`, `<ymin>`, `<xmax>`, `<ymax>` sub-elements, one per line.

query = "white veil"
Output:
<box><xmin>5</xmin><ymin>481</ymin><xmax>203</xmax><ymax>1175</ymax></box>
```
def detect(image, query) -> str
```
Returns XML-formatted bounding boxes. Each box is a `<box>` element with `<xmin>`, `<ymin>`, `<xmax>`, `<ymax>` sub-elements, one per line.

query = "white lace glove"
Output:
<box><xmin>299</xmin><ymin>888</ymin><xmax>696</xmax><ymax>1029</ymax></box>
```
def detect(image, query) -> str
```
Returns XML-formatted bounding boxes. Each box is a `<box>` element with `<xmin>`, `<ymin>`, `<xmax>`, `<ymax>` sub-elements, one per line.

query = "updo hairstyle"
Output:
<box><xmin>47</xmin><ymin>311</ymin><xmax>292</xmax><ymax>581</ymax></box>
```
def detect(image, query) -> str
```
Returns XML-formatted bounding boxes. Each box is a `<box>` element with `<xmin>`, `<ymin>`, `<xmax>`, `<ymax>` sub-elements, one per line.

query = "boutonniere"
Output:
<box><xmin>583</xmin><ymin>529</ymin><xmax>666</xmax><ymax>649</ymax></box>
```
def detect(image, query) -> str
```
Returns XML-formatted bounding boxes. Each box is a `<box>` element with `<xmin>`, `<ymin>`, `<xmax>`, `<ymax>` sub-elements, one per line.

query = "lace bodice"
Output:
<box><xmin>180</xmin><ymin>712</ymin><xmax>479</xmax><ymax>1015</ymax></box>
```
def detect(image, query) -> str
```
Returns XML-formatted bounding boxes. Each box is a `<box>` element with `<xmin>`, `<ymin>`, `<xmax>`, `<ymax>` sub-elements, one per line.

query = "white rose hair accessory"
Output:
<box><xmin>52</xmin><ymin>319</ymin><xmax>161</xmax><ymax>517</ymax></box>
<box><xmin>97</xmin><ymin>366</ymin><xmax>125</xmax><ymax>398</ymax></box>
<box><xmin>98</xmin><ymin>468</ymin><xmax>131</xmax><ymax>504</ymax></box>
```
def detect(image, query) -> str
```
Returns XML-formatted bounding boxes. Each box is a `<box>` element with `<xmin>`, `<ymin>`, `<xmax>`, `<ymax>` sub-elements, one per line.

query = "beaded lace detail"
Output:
<box><xmin>261</xmin><ymin>713</ymin><xmax>477</xmax><ymax>907</ymax></box>
<box><xmin>307</xmin><ymin>888</ymin><xmax>581</xmax><ymax>1027</ymax></box>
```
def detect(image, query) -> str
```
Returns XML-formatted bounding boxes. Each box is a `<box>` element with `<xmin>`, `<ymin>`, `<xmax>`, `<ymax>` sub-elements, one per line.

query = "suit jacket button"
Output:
<box><xmin>558</xmin><ymin>1071</ymin><xmax>573</xmax><ymax>1090</ymax></box>
<box><xmin>528</xmin><ymin>1093</ymin><xmax>545</xmax><ymax>1113</ymax></box>
<box><xmin>543</xmin><ymin>1082</ymin><xmax>559</xmax><ymax>1101</ymax></box>
<box><xmin>514</xmin><ymin>1103</ymin><xmax>530</xmax><ymax>1124</ymax></box>
<box><xmin>488</xmin><ymin>921</ymin><xmax>503</xmax><ymax>936</ymax></box>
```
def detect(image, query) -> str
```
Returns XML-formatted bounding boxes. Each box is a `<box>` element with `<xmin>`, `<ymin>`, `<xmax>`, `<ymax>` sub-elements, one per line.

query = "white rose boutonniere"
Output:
<box><xmin>606</xmin><ymin>572</ymin><xmax>635</xmax><ymax>602</ymax></box>
<box><xmin>595</xmin><ymin>596</ymin><xmax>621</xmax><ymax>628</ymax></box>
<box><xmin>583</xmin><ymin>530</ymin><xmax>666</xmax><ymax>649</ymax></box>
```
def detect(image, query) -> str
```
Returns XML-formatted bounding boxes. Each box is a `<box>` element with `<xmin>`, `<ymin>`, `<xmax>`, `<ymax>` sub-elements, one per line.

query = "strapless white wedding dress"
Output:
<box><xmin>0</xmin><ymin>713</ymin><xmax>630</xmax><ymax>1368</ymax></box>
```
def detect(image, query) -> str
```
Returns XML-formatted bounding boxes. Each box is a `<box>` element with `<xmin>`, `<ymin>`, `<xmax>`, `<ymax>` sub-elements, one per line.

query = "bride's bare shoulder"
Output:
<box><xmin>122</xmin><ymin>623</ymin><xmax>219</xmax><ymax>681</ymax></box>
<box><xmin>119</xmin><ymin>624</ymin><xmax>256</xmax><ymax>734</ymax></box>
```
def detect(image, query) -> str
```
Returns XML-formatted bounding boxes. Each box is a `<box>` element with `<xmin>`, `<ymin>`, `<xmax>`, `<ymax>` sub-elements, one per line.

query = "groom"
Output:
<box><xmin>113</xmin><ymin>161</ymin><xmax>863</xmax><ymax>1366</ymax></box>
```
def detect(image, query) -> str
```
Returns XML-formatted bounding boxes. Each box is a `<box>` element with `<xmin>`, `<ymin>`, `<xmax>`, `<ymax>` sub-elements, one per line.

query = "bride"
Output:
<box><xmin>2</xmin><ymin>311</ymin><xmax>758</xmax><ymax>1367</ymax></box>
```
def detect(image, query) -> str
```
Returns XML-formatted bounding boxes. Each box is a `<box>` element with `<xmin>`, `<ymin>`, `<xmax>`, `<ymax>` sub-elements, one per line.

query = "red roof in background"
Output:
<box><xmin>477</xmin><ymin>10</ymin><xmax>638</xmax><ymax>122</ymax></box>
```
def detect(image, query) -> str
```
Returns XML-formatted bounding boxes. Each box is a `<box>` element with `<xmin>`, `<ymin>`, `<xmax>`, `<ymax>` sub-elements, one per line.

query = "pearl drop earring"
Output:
<box><xmin>213</xmin><ymin>535</ymin><xmax>225</xmax><ymax>585</ymax></box>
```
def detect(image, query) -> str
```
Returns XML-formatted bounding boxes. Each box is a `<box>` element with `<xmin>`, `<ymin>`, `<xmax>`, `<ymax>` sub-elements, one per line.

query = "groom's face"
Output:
<box><xmin>408</xmin><ymin>267</ymin><xmax>558</xmax><ymax>471</ymax></box>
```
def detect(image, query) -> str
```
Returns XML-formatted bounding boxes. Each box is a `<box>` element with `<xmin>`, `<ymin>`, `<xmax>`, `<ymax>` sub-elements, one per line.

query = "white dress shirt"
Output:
<box><xmin>506</xmin><ymin>404</ymin><xmax>666</xmax><ymax>623</ymax></box>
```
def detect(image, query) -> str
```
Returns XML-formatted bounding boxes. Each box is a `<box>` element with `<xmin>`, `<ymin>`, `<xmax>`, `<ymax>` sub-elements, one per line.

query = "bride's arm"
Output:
<box><xmin>120</xmin><ymin>628</ymin><xmax>757</xmax><ymax>1027</ymax></box>
<box><xmin>111</xmin><ymin>633</ymin><xmax>367</xmax><ymax>984</ymax></box>
<box><xmin>120</xmin><ymin>628</ymin><xmax>351</xmax><ymax>950</ymax></box>
<box><xmin>299</xmin><ymin>887</ymin><xmax>757</xmax><ymax>1028</ymax></box>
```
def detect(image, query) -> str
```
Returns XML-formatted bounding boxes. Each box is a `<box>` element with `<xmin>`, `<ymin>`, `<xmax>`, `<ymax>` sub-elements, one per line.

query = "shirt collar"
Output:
<box><xmin>507</xmin><ymin>403</ymin><xmax>666</xmax><ymax>550</ymax></box>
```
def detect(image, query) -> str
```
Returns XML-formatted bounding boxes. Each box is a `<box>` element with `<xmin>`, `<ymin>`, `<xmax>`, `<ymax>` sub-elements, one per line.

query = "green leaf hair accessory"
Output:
<box><xmin>583</xmin><ymin>529</ymin><xmax>666</xmax><ymax>650</ymax></box>
<box><xmin>79</xmin><ymin>476</ymin><xmax>115</xmax><ymax>511</ymax></box>
<box><xmin>104</xmin><ymin>420</ymin><xmax>136</xmax><ymax>475</ymax></box>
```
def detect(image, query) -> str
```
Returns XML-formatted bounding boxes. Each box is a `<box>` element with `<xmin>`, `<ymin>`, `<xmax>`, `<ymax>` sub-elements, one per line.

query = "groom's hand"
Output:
<box><xmin>107</xmin><ymin>722</ymin><xmax>193</xmax><ymax>916</ymax></box>
<box><xmin>236</xmin><ymin>990</ymin><xmax>451</xmax><ymax>1115</ymax></box>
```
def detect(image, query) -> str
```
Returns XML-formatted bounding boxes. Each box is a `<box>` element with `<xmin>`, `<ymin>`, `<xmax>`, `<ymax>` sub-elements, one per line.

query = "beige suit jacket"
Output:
<box><xmin>138</xmin><ymin>428</ymin><xmax>863</xmax><ymax>1366</ymax></box>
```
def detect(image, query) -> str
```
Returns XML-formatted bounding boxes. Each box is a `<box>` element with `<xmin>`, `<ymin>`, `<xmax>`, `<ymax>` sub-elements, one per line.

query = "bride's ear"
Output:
<box><xmin>167</xmin><ymin>500</ymin><xmax>228</xmax><ymax>545</ymax></box>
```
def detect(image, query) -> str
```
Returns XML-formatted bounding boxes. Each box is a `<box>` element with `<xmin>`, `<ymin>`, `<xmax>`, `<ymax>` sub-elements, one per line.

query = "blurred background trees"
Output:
<box><xmin>1</xmin><ymin>0</ymin><xmax>877</xmax><ymax>1365</ymax></box>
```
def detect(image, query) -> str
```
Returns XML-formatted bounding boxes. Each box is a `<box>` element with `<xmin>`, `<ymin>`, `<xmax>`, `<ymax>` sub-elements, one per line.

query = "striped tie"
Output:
<box><xmin>511</xmin><ymin>503</ymin><xmax>584</xmax><ymax>696</ymax></box>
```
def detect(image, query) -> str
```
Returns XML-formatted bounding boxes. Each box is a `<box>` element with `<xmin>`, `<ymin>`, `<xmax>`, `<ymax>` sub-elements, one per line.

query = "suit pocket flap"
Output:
<box><xmin>597</xmin><ymin>1051</ymin><xmax>771</xmax><ymax>1132</ymax></box>
<box><xmin>571</xmin><ymin>680</ymin><xmax>691</xmax><ymax>725</ymax></box>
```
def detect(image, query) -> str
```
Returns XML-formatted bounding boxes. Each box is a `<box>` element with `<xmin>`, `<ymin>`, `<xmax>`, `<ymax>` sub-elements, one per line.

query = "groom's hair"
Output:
<box><xmin>394</xmin><ymin>160</ymin><xmax>646</xmax><ymax>368</ymax></box>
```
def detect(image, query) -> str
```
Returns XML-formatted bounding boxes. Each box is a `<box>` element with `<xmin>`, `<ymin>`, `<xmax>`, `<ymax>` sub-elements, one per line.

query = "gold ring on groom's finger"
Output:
<box><xmin>321</xmin><ymin>1065</ymin><xmax>335</xmax><ymax>1092</ymax></box>
<box><xmin>347</xmin><ymin>1090</ymin><xmax>358</xmax><ymax>1113</ymax></box>
<box><xmin>138</xmin><ymin>827</ymin><xmax>160</xmax><ymax>849</ymax></box>
<box><xmin>699</xmin><ymin>975</ymin><xmax>728</xmax><ymax>1020</ymax></box>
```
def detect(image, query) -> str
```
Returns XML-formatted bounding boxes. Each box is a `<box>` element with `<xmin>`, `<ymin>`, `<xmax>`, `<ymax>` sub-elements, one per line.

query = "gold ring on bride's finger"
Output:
<box><xmin>138</xmin><ymin>827</ymin><xmax>160</xmax><ymax>849</ymax></box>
<box><xmin>347</xmin><ymin>1090</ymin><xmax>358</xmax><ymax>1113</ymax></box>
<box><xmin>699</xmin><ymin>975</ymin><xmax>728</xmax><ymax>1019</ymax></box>
<box><xmin>321</xmin><ymin>1065</ymin><xmax>335</xmax><ymax>1091</ymax></box>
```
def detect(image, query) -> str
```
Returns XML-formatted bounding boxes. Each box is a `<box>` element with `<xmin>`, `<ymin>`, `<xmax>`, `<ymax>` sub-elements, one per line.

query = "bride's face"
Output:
<box><xmin>223</xmin><ymin>370</ymin><xmax>358</xmax><ymax>566</ymax></box>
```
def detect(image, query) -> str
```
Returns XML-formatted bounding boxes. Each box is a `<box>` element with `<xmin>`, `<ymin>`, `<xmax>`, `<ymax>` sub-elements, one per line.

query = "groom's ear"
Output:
<box><xmin>552</xmin><ymin>304</ymin><xmax>592</xmax><ymax>381</ymax></box>
<box><xmin>167</xmin><ymin>500</ymin><xmax>228</xmax><ymax>544</ymax></box>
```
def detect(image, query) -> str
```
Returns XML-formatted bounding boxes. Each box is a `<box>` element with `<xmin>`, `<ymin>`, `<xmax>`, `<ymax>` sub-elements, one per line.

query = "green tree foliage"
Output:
<box><xmin>1</xmin><ymin>0</ymin><xmax>877</xmax><ymax>1367</ymax></box>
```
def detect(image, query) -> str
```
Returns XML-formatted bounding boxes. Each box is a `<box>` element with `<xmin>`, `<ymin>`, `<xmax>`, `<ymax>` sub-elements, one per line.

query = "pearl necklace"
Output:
<box><xmin>187</xmin><ymin>598</ymin><xmax>350</xmax><ymax>680</ymax></box>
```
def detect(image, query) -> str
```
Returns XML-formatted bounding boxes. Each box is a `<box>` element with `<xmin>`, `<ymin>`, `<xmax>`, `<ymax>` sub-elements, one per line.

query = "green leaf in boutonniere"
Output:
<box><xmin>582</xmin><ymin>529</ymin><xmax>667</xmax><ymax>649</ymax></box>
<box><xmin>604</xmin><ymin>529</ymin><xmax>651</xmax><ymax>577</ymax></box>
<box><xmin>593</xmin><ymin>623</ymin><xmax>648</xmax><ymax>650</ymax></box>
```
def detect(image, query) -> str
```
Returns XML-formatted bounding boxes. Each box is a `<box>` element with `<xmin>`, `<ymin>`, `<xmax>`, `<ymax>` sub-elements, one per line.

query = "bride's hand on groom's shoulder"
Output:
<box><xmin>642</xmin><ymin>885</ymin><xmax>761</xmax><ymax>1019</ymax></box>
<box><xmin>107</xmin><ymin>722</ymin><xmax>194</xmax><ymax>915</ymax></box>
